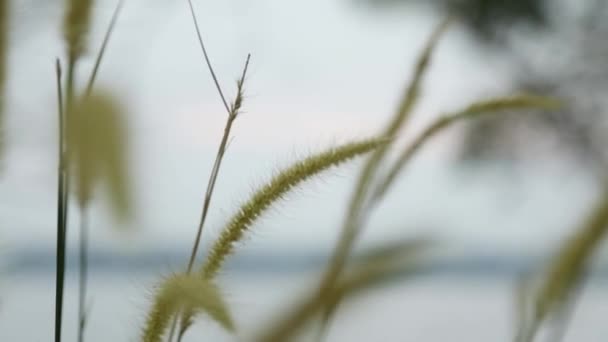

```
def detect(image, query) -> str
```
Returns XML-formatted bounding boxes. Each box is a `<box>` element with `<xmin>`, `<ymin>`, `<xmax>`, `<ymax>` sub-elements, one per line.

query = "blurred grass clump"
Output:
<box><xmin>0</xmin><ymin>1</ymin><xmax>606</xmax><ymax>342</ymax></box>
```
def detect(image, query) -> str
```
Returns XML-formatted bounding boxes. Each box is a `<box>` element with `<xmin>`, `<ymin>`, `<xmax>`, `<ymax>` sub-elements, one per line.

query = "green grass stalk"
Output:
<box><xmin>54</xmin><ymin>58</ymin><xmax>67</xmax><ymax>342</ymax></box>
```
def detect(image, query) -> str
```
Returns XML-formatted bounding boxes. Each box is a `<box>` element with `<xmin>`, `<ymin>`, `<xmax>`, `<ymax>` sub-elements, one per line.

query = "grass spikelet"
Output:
<box><xmin>518</xmin><ymin>184</ymin><xmax>608</xmax><ymax>342</ymax></box>
<box><xmin>254</xmin><ymin>238</ymin><xmax>433</xmax><ymax>342</ymax></box>
<box><xmin>67</xmin><ymin>90</ymin><xmax>131</xmax><ymax>220</ymax></box>
<box><xmin>201</xmin><ymin>137</ymin><xmax>387</xmax><ymax>279</ymax></box>
<box><xmin>374</xmin><ymin>94</ymin><xmax>562</xmax><ymax>200</ymax></box>
<box><xmin>63</xmin><ymin>0</ymin><xmax>94</xmax><ymax>60</ymax></box>
<box><xmin>141</xmin><ymin>274</ymin><xmax>235</xmax><ymax>342</ymax></box>
<box><xmin>0</xmin><ymin>0</ymin><xmax>8</xmax><ymax>168</ymax></box>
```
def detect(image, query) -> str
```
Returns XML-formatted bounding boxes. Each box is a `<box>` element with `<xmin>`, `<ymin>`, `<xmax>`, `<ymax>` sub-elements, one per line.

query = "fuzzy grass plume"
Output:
<box><xmin>141</xmin><ymin>274</ymin><xmax>235</xmax><ymax>342</ymax></box>
<box><xmin>63</xmin><ymin>0</ymin><xmax>94</xmax><ymax>61</ymax></box>
<box><xmin>201</xmin><ymin>137</ymin><xmax>388</xmax><ymax>280</ymax></box>
<box><xmin>517</xmin><ymin>183</ymin><xmax>608</xmax><ymax>342</ymax></box>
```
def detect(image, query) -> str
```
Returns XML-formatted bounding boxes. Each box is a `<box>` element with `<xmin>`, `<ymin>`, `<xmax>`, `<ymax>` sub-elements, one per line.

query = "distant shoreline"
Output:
<box><xmin>4</xmin><ymin>247</ymin><xmax>608</xmax><ymax>280</ymax></box>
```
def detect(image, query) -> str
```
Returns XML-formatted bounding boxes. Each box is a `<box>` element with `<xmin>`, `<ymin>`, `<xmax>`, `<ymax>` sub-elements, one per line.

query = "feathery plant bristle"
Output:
<box><xmin>0</xmin><ymin>0</ymin><xmax>8</xmax><ymax>168</ymax></box>
<box><xmin>201</xmin><ymin>137</ymin><xmax>387</xmax><ymax>279</ymax></box>
<box><xmin>67</xmin><ymin>90</ymin><xmax>132</xmax><ymax>220</ymax></box>
<box><xmin>141</xmin><ymin>274</ymin><xmax>235</xmax><ymax>342</ymax></box>
<box><xmin>254</xmin><ymin>238</ymin><xmax>433</xmax><ymax>342</ymax></box>
<box><xmin>63</xmin><ymin>0</ymin><xmax>94</xmax><ymax>60</ymax></box>
<box><xmin>373</xmin><ymin>94</ymin><xmax>562</xmax><ymax>200</ymax></box>
<box><xmin>517</xmin><ymin>183</ymin><xmax>608</xmax><ymax>342</ymax></box>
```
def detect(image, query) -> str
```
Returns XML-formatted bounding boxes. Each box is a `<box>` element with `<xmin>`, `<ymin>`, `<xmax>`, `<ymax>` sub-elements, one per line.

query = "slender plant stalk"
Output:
<box><xmin>77</xmin><ymin>207</ymin><xmax>89</xmax><ymax>342</ymax></box>
<box><xmin>186</xmin><ymin>0</ymin><xmax>230</xmax><ymax>114</ymax></box>
<box><xmin>520</xmin><ymin>181</ymin><xmax>608</xmax><ymax>341</ymax></box>
<box><xmin>85</xmin><ymin>0</ymin><xmax>125</xmax><ymax>97</ymax></box>
<box><xmin>186</xmin><ymin>53</ymin><xmax>251</xmax><ymax>274</ymax></box>
<box><xmin>54</xmin><ymin>58</ymin><xmax>67</xmax><ymax>342</ymax></box>
<box><xmin>165</xmin><ymin>2</ymin><xmax>251</xmax><ymax>340</ymax></box>
<box><xmin>173</xmin><ymin>55</ymin><xmax>250</xmax><ymax>341</ymax></box>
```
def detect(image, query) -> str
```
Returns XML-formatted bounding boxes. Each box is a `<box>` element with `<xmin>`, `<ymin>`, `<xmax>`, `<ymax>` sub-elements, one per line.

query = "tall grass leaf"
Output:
<box><xmin>141</xmin><ymin>274</ymin><xmax>235</xmax><ymax>342</ymax></box>
<box><xmin>0</xmin><ymin>0</ymin><xmax>7</xmax><ymax>169</ymax></box>
<box><xmin>67</xmin><ymin>91</ymin><xmax>132</xmax><ymax>221</ymax></box>
<box><xmin>374</xmin><ymin>94</ymin><xmax>562</xmax><ymax>200</ymax></box>
<box><xmin>254</xmin><ymin>238</ymin><xmax>433</xmax><ymax>342</ymax></box>
<box><xmin>201</xmin><ymin>137</ymin><xmax>388</xmax><ymax>280</ymax></box>
<box><xmin>520</xmin><ymin>184</ymin><xmax>608</xmax><ymax>342</ymax></box>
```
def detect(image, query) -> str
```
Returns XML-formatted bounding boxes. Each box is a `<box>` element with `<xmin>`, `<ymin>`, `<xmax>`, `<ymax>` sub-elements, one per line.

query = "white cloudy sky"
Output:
<box><xmin>0</xmin><ymin>0</ymin><xmax>600</xmax><ymax>256</ymax></box>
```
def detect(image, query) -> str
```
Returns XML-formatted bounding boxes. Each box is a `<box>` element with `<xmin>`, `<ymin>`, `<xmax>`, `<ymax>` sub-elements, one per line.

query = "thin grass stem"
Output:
<box><xmin>85</xmin><ymin>0</ymin><xmax>125</xmax><ymax>97</ymax></box>
<box><xmin>78</xmin><ymin>206</ymin><xmax>89</xmax><ymax>342</ymax></box>
<box><xmin>54</xmin><ymin>58</ymin><xmax>67</xmax><ymax>342</ymax></box>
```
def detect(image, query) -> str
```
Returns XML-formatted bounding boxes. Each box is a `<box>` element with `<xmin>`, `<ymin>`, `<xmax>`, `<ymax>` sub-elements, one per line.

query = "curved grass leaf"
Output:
<box><xmin>517</xmin><ymin>184</ymin><xmax>608</xmax><ymax>342</ymax></box>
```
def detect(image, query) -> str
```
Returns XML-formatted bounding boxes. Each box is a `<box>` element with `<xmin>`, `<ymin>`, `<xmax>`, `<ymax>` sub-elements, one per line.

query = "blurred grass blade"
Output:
<box><xmin>317</xmin><ymin>17</ymin><xmax>451</xmax><ymax>316</ymax></box>
<box><xmin>141</xmin><ymin>274</ymin><xmax>235</xmax><ymax>342</ymax></box>
<box><xmin>254</xmin><ymin>238</ymin><xmax>433</xmax><ymax>342</ymax></box>
<box><xmin>67</xmin><ymin>90</ymin><xmax>132</xmax><ymax>221</ymax></box>
<box><xmin>374</xmin><ymin>94</ymin><xmax>562</xmax><ymax>200</ymax></box>
<box><xmin>520</xmin><ymin>184</ymin><xmax>608</xmax><ymax>342</ymax></box>
<box><xmin>0</xmin><ymin>0</ymin><xmax>8</xmax><ymax>169</ymax></box>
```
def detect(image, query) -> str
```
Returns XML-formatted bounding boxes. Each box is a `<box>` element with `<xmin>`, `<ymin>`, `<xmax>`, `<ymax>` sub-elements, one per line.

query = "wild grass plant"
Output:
<box><xmin>0</xmin><ymin>1</ymin><xmax>606</xmax><ymax>342</ymax></box>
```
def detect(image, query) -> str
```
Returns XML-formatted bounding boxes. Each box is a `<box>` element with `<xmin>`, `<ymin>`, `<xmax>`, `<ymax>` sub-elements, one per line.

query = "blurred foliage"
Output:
<box><xmin>67</xmin><ymin>91</ymin><xmax>132</xmax><ymax>221</ymax></box>
<box><xmin>359</xmin><ymin>0</ymin><xmax>548</xmax><ymax>42</ymax></box>
<box><xmin>361</xmin><ymin>0</ymin><xmax>608</xmax><ymax>171</ymax></box>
